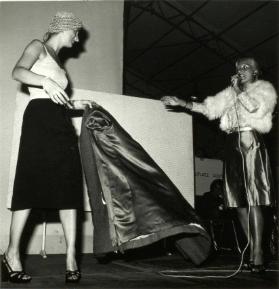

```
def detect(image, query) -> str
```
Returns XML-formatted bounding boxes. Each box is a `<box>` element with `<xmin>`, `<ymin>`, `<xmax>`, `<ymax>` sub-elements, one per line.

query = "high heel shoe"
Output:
<box><xmin>250</xmin><ymin>264</ymin><xmax>266</xmax><ymax>274</ymax></box>
<box><xmin>65</xmin><ymin>269</ymin><xmax>81</xmax><ymax>283</ymax></box>
<box><xmin>242</xmin><ymin>260</ymin><xmax>254</xmax><ymax>271</ymax></box>
<box><xmin>1</xmin><ymin>254</ymin><xmax>31</xmax><ymax>283</ymax></box>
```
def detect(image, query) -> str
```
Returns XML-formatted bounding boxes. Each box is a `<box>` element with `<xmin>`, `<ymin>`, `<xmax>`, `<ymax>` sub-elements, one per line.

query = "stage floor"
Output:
<box><xmin>1</xmin><ymin>250</ymin><xmax>278</xmax><ymax>289</ymax></box>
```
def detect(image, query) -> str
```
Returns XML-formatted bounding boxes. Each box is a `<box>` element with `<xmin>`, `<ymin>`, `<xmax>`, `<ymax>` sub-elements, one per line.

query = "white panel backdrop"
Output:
<box><xmin>8</xmin><ymin>89</ymin><xmax>195</xmax><ymax>210</ymax></box>
<box><xmin>5</xmin><ymin>89</ymin><xmax>194</xmax><ymax>254</ymax></box>
<box><xmin>71</xmin><ymin>89</ymin><xmax>195</xmax><ymax>209</ymax></box>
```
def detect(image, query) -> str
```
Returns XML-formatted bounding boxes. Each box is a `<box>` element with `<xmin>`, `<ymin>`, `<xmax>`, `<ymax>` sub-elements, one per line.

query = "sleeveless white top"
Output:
<box><xmin>29</xmin><ymin>45</ymin><xmax>68</xmax><ymax>100</ymax></box>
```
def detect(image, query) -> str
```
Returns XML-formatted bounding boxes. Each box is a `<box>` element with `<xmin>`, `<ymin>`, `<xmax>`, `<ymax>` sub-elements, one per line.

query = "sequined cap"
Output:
<box><xmin>48</xmin><ymin>11</ymin><xmax>82</xmax><ymax>33</ymax></box>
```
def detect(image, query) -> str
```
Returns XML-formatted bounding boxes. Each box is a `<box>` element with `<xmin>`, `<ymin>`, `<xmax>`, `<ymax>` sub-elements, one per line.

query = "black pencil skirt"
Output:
<box><xmin>224</xmin><ymin>130</ymin><xmax>274</xmax><ymax>208</ymax></box>
<box><xmin>11</xmin><ymin>99</ymin><xmax>83</xmax><ymax>210</ymax></box>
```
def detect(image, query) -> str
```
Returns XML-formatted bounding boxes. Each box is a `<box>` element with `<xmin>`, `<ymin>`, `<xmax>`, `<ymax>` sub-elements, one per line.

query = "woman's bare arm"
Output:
<box><xmin>12</xmin><ymin>39</ymin><xmax>46</xmax><ymax>86</ymax></box>
<box><xmin>12</xmin><ymin>39</ymin><xmax>69</xmax><ymax>105</ymax></box>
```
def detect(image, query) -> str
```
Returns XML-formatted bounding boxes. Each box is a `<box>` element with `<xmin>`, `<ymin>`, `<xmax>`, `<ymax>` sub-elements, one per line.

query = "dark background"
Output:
<box><xmin>123</xmin><ymin>0</ymin><xmax>278</xmax><ymax>177</ymax></box>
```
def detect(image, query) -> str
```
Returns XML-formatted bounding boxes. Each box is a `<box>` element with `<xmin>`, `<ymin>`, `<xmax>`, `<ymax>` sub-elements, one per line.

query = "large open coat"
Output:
<box><xmin>80</xmin><ymin>105</ymin><xmax>211</xmax><ymax>265</ymax></box>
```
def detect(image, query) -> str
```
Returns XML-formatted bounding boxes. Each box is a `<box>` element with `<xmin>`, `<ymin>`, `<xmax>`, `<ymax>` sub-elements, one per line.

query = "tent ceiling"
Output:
<box><xmin>123</xmin><ymin>0</ymin><xmax>278</xmax><ymax>161</ymax></box>
<box><xmin>124</xmin><ymin>0</ymin><xmax>278</xmax><ymax>100</ymax></box>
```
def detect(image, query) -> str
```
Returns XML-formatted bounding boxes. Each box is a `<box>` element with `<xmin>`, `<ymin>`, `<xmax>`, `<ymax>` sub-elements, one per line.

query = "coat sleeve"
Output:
<box><xmin>240</xmin><ymin>80</ymin><xmax>277</xmax><ymax>119</ymax></box>
<box><xmin>191</xmin><ymin>86</ymin><xmax>233</xmax><ymax>120</ymax></box>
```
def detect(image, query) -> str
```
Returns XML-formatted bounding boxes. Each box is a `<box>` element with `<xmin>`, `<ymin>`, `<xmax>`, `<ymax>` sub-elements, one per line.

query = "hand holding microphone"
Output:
<box><xmin>231</xmin><ymin>74</ymin><xmax>241</xmax><ymax>94</ymax></box>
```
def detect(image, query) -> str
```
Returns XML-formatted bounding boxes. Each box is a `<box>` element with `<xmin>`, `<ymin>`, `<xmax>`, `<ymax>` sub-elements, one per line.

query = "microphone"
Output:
<box><xmin>231</xmin><ymin>74</ymin><xmax>240</xmax><ymax>87</ymax></box>
<box><xmin>190</xmin><ymin>96</ymin><xmax>199</xmax><ymax>101</ymax></box>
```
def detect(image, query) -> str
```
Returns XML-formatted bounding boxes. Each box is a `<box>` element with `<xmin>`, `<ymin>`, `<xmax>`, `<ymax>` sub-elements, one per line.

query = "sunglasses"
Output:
<box><xmin>236</xmin><ymin>64</ymin><xmax>252</xmax><ymax>73</ymax></box>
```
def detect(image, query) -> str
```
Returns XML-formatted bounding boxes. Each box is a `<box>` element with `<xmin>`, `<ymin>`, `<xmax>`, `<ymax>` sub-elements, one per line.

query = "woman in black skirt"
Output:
<box><xmin>3</xmin><ymin>12</ymin><xmax>90</xmax><ymax>283</ymax></box>
<box><xmin>161</xmin><ymin>57</ymin><xmax>277</xmax><ymax>273</ymax></box>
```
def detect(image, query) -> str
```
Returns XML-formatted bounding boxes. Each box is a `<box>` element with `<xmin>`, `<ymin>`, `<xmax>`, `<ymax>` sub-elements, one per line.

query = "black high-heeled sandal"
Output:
<box><xmin>250</xmin><ymin>264</ymin><xmax>266</xmax><ymax>274</ymax></box>
<box><xmin>65</xmin><ymin>269</ymin><xmax>81</xmax><ymax>283</ymax></box>
<box><xmin>1</xmin><ymin>254</ymin><xmax>31</xmax><ymax>283</ymax></box>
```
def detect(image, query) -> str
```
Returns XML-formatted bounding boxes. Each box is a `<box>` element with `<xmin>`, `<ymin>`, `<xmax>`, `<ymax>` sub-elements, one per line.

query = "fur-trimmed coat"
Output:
<box><xmin>192</xmin><ymin>80</ymin><xmax>277</xmax><ymax>133</ymax></box>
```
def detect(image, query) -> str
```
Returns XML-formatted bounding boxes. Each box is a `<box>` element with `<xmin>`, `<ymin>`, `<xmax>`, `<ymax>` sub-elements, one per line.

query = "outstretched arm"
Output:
<box><xmin>161</xmin><ymin>96</ymin><xmax>193</xmax><ymax>110</ymax></box>
<box><xmin>161</xmin><ymin>86</ymin><xmax>232</xmax><ymax>120</ymax></box>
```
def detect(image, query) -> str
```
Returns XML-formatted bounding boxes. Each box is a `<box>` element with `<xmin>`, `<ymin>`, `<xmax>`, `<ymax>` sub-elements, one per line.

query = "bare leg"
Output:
<box><xmin>236</xmin><ymin>207</ymin><xmax>253</xmax><ymax>261</ymax></box>
<box><xmin>249</xmin><ymin>206</ymin><xmax>264</xmax><ymax>265</ymax></box>
<box><xmin>5</xmin><ymin>209</ymin><xmax>31</xmax><ymax>271</ymax></box>
<box><xmin>59</xmin><ymin>209</ymin><xmax>78</xmax><ymax>271</ymax></box>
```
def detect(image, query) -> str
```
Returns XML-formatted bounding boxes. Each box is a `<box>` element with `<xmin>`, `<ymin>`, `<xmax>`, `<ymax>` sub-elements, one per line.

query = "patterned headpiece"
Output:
<box><xmin>48</xmin><ymin>11</ymin><xmax>82</xmax><ymax>33</ymax></box>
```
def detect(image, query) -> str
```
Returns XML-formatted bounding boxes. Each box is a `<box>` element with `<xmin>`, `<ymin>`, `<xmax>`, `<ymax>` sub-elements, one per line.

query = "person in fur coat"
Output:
<box><xmin>161</xmin><ymin>57</ymin><xmax>277</xmax><ymax>273</ymax></box>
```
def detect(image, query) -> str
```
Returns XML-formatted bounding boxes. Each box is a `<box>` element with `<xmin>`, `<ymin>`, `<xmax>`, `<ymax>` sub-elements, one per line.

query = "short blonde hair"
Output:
<box><xmin>235</xmin><ymin>57</ymin><xmax>259</xmax><ymax>73</ymax></box>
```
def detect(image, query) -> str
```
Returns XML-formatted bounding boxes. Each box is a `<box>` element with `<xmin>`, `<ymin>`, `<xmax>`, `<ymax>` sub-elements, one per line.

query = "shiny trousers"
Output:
<box><xmin>224</xmin><ymin>130</ymin><xmax>273</xmax><ymax>208</ymax></box>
